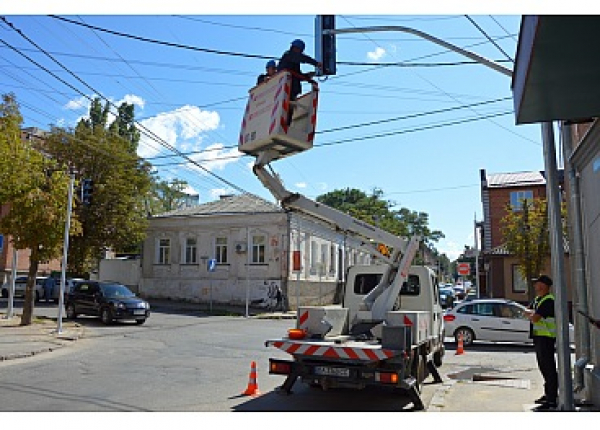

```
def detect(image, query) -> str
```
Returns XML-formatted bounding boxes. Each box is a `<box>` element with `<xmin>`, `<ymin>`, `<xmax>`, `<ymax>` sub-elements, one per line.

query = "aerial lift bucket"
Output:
<box><xmin>239</xmin><ymin>71</ymin><xmax>319</xmax><ymax>162</ymax></box>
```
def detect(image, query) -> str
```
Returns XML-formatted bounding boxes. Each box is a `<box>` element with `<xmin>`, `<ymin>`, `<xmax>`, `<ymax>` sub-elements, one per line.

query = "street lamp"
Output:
<box><xmin>320</xmin><ymin>19</ymin><xmax>574</xmax><ymax>411</ymax></box>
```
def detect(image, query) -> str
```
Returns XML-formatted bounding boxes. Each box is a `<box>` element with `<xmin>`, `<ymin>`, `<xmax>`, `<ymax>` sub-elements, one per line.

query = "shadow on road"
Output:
<box><xmin>444</xmin><ymin>340</ymin><xmax>535</xmax><ymax>354</ymax></box>
<box><xmin>230</xmin><ymin>384</ymin><xmax>421</xmax><ymax>412</ymax></box>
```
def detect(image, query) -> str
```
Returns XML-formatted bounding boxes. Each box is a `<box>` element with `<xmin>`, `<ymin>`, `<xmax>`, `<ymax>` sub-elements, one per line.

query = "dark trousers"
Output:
<box><xmin>287</xmin><ymin>90</ymin><xmax>299</xmax><ymax>127</ymax></box>
<box><xmin>534</xmin><ymin>336</ymin><xmax>558</xmax><ymax>402</ymax></box>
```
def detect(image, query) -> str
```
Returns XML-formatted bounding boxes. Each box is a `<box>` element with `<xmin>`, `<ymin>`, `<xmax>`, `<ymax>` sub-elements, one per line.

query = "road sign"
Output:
<box><xmin>208</xmin><ymin>259</ymin><xmax>217</xmax><ymax>272</ymax></box>
<box><xmin>458</xmin><ymin>262</ymin><xmax>470</xmax><ymax>276</ymax></box>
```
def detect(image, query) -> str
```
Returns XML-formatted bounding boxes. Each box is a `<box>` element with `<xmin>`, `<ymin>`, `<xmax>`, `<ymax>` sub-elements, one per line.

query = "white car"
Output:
<box><xmin>1</xmin><ymin>276</ymin><xmax>47</xmax><ymax>302</ymax></box>
<box><xmin>51</xmin><ymin>278</ymin><xmax>86</xmax><ymax>303</ymax></box>
<box><xmin>443</xmin><ymin>298</ymin><xmax>574</xmax><ymax>346</ymax></box>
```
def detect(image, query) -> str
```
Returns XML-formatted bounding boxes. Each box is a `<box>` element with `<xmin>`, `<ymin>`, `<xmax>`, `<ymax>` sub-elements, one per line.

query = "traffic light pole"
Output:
<box><xmin>320</xmin><ymin>21</ymin><xmax>574</xmax><ymax>411</ymax></box>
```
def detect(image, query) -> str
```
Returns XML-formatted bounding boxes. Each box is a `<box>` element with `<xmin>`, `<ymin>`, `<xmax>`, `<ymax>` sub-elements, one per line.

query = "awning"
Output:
<box><xmin>512</xmin><ymin>15</ymin><xmax>600</xmax><ymax>125</ymax></box>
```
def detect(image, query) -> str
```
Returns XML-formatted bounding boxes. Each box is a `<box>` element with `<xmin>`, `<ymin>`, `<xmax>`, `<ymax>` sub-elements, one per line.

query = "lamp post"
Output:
<box><xmin>56</xmin><ymin>169</ymin><xmax>75</xmax><ymax>334</ymax></box>
<box><xmin>322</xmin><ymin>21</ymin><xmax>573</xmax><ymax>411</ymax></box>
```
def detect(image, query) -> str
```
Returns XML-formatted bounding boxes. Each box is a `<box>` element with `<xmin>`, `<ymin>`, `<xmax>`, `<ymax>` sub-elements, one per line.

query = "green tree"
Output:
<box><xmin>316</xmin><ymin>187</ymin><xmax>444</xmax><ymax>261</ymax></box>
<box><xmin>109</xmin><ymin>101</ymin><xmax>141</xmax><ymax>152</ymax></box>
<box><xmin>0</xmin><ymin>93</ymin><xmax>82</xmax><ymax>325</ymax></box>
<box><xmin>45</xmin><ymin>98</ymin><xmax>152</xmax><ymax>274</ymax></box>
<box><xmin>146</xmin><ymin>177</ymin><xmax>190</xmax><ymax>215</ymax></box>
<box><xmin>500</xmin><ymin>197</ymin><xmax>551</xmax><ymax>302</ymax></box>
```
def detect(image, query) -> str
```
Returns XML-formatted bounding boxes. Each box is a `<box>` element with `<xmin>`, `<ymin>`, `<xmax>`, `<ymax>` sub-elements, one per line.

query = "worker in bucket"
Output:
<box><xmin>256</xmin><ymin>60</ymin><xmax>277</xmax><ymax>86</ymax></box>
<box><xmin>277</xmin><ymin>39</ymin><xmax>321</xmax><ymax>126</ymax></box>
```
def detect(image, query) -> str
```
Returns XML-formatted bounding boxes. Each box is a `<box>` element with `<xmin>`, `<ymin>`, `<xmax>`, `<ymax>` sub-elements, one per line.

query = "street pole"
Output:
<box><xmin>56</xmin><ymin>171</ymin><xmax>75</xmax><ymax>334</ymax></box>
<box><xmin>322</xmin><ymin>22</ymin><xmax>573</xmax><ymax>411</ymax></box>
<box><xmin>5</xmin><ymin>246</ymin><xmax>17</xmax><ymax>319</ymax></box>
<box><xmin>474</xmin><ymin>215</ymin><xmax>480</xmax><ymax>298</ymax></box>
<box><xmin>245</xmin><ymin>227</ymin><xmax>250</xmax><ymax>318</ymax></box>
<box><xmin>542</xmin><ymin>122</ymin><xmax>574</xmax><ymax>410</ymax></box>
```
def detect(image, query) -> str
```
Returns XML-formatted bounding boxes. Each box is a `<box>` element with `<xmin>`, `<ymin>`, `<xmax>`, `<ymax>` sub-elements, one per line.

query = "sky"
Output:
<box><xmin>0</xmin><ymin>3</ymin><xmax>568</xmax><ymax>262</ymax></box>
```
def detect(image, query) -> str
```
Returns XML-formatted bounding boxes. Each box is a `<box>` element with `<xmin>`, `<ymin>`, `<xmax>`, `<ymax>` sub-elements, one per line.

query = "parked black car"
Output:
<box><xmin>438</xmin><ymin>286</ymin><xmax>455</xmax><ymax>309</ymax></box>
<box><xmin>65</xmin><ymin>281</ymin><xmax>150</xmax><ymax>325</ymax></box>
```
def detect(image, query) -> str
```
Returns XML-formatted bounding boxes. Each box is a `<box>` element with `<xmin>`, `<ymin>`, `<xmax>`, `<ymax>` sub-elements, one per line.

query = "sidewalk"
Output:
<box><xmin>0</xmin><ymin>313</ymin><xmax>84</xmax><ymax>361</ymax></box>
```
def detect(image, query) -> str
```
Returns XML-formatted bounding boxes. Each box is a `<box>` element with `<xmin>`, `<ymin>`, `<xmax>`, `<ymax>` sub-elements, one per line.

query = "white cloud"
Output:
<box><xmin>367</xmin><ymin>47</ymin><xmax>386</xmax><ymax>61</ymax></box>
<box><xmin>137</xmin><ymin>105</ymin><xmax>220</xmax><ymax>159</ymax></box>
<box><xmin>209</xmin><ymin>188</ymin><xmax>235</xmax><ymax>200</ymax></box>
<box><xmin>64</xmin><ymin>95</ymin><xmax>91</xmax><ymax>111</ymax></box>
<box><xmin>182</xmin><ymin>185</ymin><xmax>199</xmax><ymax>196</ymax></box>
<box><xmin>295</xmin><ymin>182</ymin><xmax>307</xmax><ymax>189</ymax></box>
<box><xmin>187</xmin><ymin>142</ymin><xmax>242</xmax><ymax>173</ymax></box>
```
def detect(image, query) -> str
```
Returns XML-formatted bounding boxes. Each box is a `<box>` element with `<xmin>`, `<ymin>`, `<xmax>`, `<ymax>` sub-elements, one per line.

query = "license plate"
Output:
<box><xmin>133</xmin><ymin>309</ymin><xmax>146</xmax><ymax>315</ymax></box>
<box><xmin>314</xmin><ymin>366</ymin><xmax>350</xmax><ymax>378</ymax></box>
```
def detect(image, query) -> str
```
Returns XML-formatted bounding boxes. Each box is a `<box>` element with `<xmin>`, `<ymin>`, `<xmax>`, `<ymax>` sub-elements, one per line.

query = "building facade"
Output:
<box><xmin>479</xmin><ymin>169</ymin><xmax>572</xmax><ymax>306</ymax></box>
<box><xmin>141</xmin><ymin>193</ymin><xmax>371</xmax><ymax>310</ymax></box>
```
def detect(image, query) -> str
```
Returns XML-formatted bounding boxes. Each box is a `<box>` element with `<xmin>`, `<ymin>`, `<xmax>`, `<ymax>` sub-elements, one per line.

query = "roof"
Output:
<box><xmin>152</xmin><ymin>193</ymin><xmax>282</xmax><ymax>218</ymax></box>
<box><xmin>486</xmin><ymin>171</ymin><xmax>546</xmax><ymax>188</ymax></box>
<box><xmin>513</xmin><ymin>16</ymin><xmax>600</xmax><ymax>125</ymax></box>
<box><xmin>485</xmin><ymin>239</ymin><xmax>570</xmax><ymax>256</ymax></box>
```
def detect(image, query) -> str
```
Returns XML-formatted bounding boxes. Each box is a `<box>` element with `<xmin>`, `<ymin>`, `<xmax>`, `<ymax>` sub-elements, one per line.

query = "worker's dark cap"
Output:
<box><xmin>532</xmin><ymin>275</ymin><xmax>553</xmax><ymax>287</ymax></box>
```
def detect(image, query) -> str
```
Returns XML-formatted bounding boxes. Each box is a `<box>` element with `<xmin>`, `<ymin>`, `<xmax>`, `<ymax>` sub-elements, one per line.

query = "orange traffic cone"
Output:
<box><xmin>243</xmin><ymin>361</ymin><xmax>260</xmax><ymax>396</ymax></box>
<box><xmin>456</xmin><ymin>333</ymin><xmax>464</xmax><ymax>355</ymax></box>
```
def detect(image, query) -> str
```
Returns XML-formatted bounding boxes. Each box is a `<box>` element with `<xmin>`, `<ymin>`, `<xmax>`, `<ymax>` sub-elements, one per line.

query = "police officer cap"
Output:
<box><xmin>532</xmin><ymin>275</ymin><xmax>553</xmax><ymax>287</ymax></box>
<box><xmin>266</xmin><ymin>60</ymin><xmax>276</xmax><ymax>69</ymax></box>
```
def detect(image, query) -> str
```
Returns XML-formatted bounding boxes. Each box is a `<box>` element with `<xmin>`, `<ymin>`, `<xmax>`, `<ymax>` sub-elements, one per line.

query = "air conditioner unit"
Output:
<box><xmin>235</xmin><ymin>242</ymin><xmax>247</xmax><ymax>253</ymax></box>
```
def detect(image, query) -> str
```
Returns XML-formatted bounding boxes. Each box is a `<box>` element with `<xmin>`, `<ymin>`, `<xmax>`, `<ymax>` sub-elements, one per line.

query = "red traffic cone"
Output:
<box><xmin>456</xmin><ymin>333</ymin><xmax>464</xmax><ymax>355</ymax></box>
<box><xmin>243</xmin><ymin>361</ymin><xmax>260</xmax><ymax>396</ymax></box>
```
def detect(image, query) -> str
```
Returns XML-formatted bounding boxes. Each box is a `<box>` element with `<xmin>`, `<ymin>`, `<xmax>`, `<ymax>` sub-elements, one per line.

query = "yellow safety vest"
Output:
<box><xmin>532</xmin><ymin>294</ymin><xmax>556</xmax><ymax>338</ymax></box>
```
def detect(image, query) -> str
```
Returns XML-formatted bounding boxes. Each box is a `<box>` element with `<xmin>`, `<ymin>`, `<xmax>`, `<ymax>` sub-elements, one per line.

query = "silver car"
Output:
<box><xmin>443</xmin><ymin>298</ymin><xmax>574</xmax><ymax>346</ymax></box>
<box><xmin>1</xmin><ymin>276</ymin><xmax>47</xmax><ymax>302</ymax></box>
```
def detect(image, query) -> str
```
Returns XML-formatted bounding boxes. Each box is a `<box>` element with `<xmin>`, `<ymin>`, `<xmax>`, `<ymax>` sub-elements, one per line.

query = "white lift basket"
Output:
<box><xmin>238</xmin><ymin>71</ymin><xmax>319</xmax><ymax>162</ymax></box>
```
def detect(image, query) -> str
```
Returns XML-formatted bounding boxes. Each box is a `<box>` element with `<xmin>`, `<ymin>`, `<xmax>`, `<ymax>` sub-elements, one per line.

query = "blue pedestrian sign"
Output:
<box><xmin>208</xmin><ymin>259</ymin><xmax>217</xmax><ymax>272</ymax></box>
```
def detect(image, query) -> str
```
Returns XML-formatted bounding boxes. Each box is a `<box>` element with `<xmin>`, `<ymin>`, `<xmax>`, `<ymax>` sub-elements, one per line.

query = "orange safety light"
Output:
<box><xmin>376</xmin><ymin>371</ymin><xmax>399</xmax><ymax>384</ymax></box>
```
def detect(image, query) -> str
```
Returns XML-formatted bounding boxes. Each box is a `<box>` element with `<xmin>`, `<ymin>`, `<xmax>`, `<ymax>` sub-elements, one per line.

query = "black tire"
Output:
<box><xmin>433</xmin><ymin>344</ymin><xmax>445</xmax><ymax>367</ymax></box>
<box><xmin>135</xmin><ymin>319</ymin><xmax>146</xmax><ymax>325</ymax></box>
<box><xmin>454</xmin><ymin>327</ymin><xmax>475</xmax><ymax>346</ymax></box>
<box><xmin>66</xmin><ymin>303</ymin><xmax>77</xmax><ymax>319</ymax></box>
<box><xmin>100</xmin><ymin>307</ymin><xmax>113</xmax><ymax>325</ymax></box>
<box><xmin>411</xmin><ymin>352</ymin><xmax>426</xmax><ymax>393</ymax></box>
<box><xmin>1</xmin><ymin>289</ymin><xmax>7</xmax><ymax>298</ymax></box>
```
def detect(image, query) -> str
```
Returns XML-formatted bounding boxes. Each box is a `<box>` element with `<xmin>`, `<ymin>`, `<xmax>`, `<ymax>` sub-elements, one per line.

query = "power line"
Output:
<box><xmin>1</xmin><ymin>16</ymin><xmax>250</xmax><ymax>195</ymax></box>
<box><xmin>464</xmin><ymin>15</ymin><xmax>514</xmax><ymax>64</ymax></box>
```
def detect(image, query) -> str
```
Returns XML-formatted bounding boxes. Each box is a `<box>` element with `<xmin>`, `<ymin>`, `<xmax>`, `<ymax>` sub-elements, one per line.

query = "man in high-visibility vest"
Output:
<box><xmin>526</xmin><ymin>275</ymin><xmax>558</xmax><ymax>410</ymax></box>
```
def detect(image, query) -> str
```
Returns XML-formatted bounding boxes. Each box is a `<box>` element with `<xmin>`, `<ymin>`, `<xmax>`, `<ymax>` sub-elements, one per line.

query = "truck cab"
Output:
<box><xmin>344</xmin><ymin>264</ymin><xmax>445</xmax><ymax>358</ymax></box>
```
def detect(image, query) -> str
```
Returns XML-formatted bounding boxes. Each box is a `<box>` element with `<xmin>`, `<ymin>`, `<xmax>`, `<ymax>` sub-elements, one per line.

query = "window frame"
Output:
<box><xmin>510</xmin><ymin>190</ymin><xmax>534</xmax><ymax>212</ymax></box>
<box><xmin>511</xmin><ymin>264</ymin><xmax>528</xmax><ymax>293</ymax></box>
<box><xmin>157</xmin><ymin>238</ymin><xmax>171</xmax><ymax>265</ymax></box>
<box><xmin>183</xmin><ymin>236</ymin><xmax>198</xmax><ymax>265</ymax></box>
<box><xmin>215</xmin><ymin>236</ymin><xmax>228</xmax><ymax>264</ymax></box>
<box><xmin>251</xmin><ymin>234</ymin><xmax>266</xmax><ymax>264</ymax></box>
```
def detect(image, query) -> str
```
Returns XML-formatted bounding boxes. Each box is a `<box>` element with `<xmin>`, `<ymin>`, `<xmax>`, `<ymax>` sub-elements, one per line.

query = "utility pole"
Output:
<box><xmin>318</xmin><ymin>18</ymin><xmax>574</xmax><ymax>411</ymax></box>
<box><xmin>56</xmin><ymin>170</ymin><xmax>75</xmax><ymax>334</ymax></box>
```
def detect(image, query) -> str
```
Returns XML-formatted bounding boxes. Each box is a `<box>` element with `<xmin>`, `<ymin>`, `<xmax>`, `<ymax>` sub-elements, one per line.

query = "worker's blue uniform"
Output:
<box><xmin>277</xmin><ymin>50</ymin><xmax>319</xmax><ymax>101</ymax></box>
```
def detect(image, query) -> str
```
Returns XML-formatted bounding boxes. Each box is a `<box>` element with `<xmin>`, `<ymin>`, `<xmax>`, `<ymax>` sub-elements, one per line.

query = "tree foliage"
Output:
<box><xmin>0</xmin><ymin>93</ymin><xmax>82</xmax><ymax>325</ymax></box>
<box><xmin>500</xmin><ymin>197</ymin><xmax>551</xmax><ymax>301</ymax></box>
<box><xmin>146</xmin><ymin>177</ymin><xmax>191</xmax><ymax>215</ymax></box>
<box><xmin>316</xmin><ymin>187</ymin><xmax>445</xmax><ymax>265</ymax></box>
<box><xmin>44</xmin><ymin>97</ymin><xmax>152</xmax><ymax>274</ymax></box>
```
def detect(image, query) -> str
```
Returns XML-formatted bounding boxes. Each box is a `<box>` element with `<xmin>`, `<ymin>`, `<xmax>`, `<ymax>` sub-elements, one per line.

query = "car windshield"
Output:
<box><xmin>440</xmin><ymin>288</ymin><xmax>453</xmax><ymax>294</ymax></box>
<box><xmin>101</xmin><ymin>284</ymin><xmax>135</xmax><ymax>298</ymax></box>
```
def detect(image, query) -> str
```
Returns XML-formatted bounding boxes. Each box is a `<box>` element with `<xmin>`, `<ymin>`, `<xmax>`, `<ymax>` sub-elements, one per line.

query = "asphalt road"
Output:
<box><xmin>0</xmin><ymin>301</ymin><xmax>440</xmax><ymax>412</ymax></box>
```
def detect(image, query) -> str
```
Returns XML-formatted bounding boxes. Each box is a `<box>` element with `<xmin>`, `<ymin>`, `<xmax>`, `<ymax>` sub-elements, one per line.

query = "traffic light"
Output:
<box><xmin>81</xmin><ymin>178</ymin><xmax>93</xmax><ymax>206</ymax></box>
<box><xmin>315</xmin><ymin>15</ymin><xmax>336</xmax><ymax>76</ymax></box>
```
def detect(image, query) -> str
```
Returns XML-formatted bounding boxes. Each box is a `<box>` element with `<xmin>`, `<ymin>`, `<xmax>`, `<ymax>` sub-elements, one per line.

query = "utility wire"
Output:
<box><xmin>464</xmin><ymin>15</ymin><xmax>514</xmax><ymax>64</ymax></box>
<box><xmin>1</xmin><ymin>16</ymin><xmax>249</xmax><ymax>195</ymax></box>
<box><xmin>489</xmin><ymin>15</ymin><xmax>518</xmax><ymax>42</ymax></box>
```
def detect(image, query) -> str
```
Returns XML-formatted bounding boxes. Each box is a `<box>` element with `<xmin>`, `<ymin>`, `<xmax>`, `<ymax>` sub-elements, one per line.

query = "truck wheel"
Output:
<box><xmin>455</xmin><ymin>327</ymin><xmax>474</xmax><ymax>346</ymax></box>
<box><xmin>412</xmin><ymin>353</ymin><xmax>426</xmax><ymax>393</ymax></box>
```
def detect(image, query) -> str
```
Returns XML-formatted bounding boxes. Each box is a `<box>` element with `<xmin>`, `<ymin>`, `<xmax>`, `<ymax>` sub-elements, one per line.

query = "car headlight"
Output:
<box><xmin>115</xmin><ymin>302</ymin><xmax>126</xmax><ymax>309</ymax></box>
<box><xmin>145</xmin><ymin>302</ymin><xmax>150</xmax><ymax>310</ymax></box>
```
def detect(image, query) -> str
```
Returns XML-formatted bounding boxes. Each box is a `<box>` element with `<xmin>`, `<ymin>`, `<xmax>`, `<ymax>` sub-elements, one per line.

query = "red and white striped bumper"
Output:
<box><xmin>266</xmin><ymin>339</ymin><xmax>401</xmax><ymax>362</ymax></box>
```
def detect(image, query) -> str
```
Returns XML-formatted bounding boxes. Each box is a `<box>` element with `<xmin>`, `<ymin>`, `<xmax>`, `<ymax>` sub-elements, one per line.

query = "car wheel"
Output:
<box><xmin>100</xmin><ymin>308</ymin><xmax>113</xmax><ymax>325</ymax></box>
<box><xmin>135</xmin><ymin>319</ymin><xmax>146</xmax><ymax>325</ymax></box>
<box><xmin>1</xmin><ymin>289</ymin><xmax>7</xmax><ymax>298</ymax></box>
<box><xmin>455</xmin><ymin>327</ymin><xmax>475</xmax><ymax>346</ymax></box>
<box><xmin>66</xmin><ymin>303</ymin><xmax>77</xmax><ymax>319</ymax></box>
